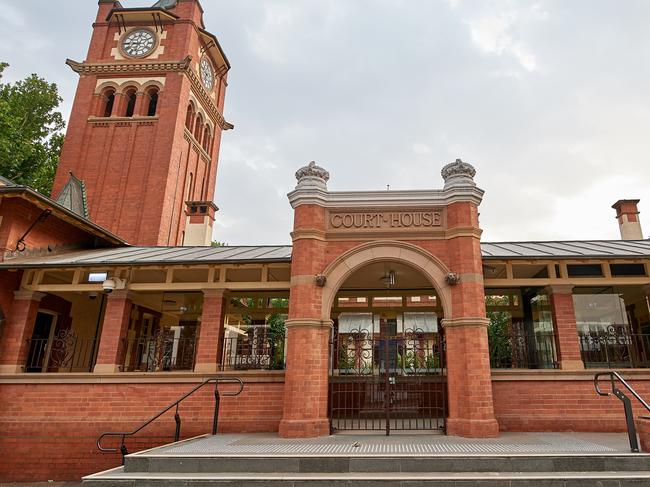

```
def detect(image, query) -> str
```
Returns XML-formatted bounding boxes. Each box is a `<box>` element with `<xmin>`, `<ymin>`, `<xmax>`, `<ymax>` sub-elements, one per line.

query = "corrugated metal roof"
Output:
<box><xmin>0</xmin><ymin>246</ymin><xmax>293</xmax><ymax>268</ymax></box>
<box><xmin>1</xmin><ymin>240</ymin><xmax>649</xmax><ymax>268</ymax></box>
<box><xmin>481</xmin><ymin>240</ymin><xmax>650</xmax><ymax>259</ymax></box>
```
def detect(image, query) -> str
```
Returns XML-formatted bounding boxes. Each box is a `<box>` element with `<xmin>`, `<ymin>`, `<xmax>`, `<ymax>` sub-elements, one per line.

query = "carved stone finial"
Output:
<box><xmin>295</xmin><ymin>161</ymin><xmax>329</xmax><ymax>191</ymax></box>
<box><xmin>441</xmin><ymin>158</ymin><xmax>477</xmax><ymax>189</ymax></box>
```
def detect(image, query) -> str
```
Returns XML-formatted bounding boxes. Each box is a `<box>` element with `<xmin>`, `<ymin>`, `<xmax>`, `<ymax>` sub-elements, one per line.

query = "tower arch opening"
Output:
<box><xmin>146</xmin><ymin>88</ymin><xmax>159</xmax><ymax>116</ymax></box>
<box><xmin>101</xmin><ymin>88</ymin><xmax>115</xmax><ymax>117</ymax></box>
<box><xmin>123</xmin><ymin>87</ymin><xmax>137</xmax><ymax>117</ymax></box>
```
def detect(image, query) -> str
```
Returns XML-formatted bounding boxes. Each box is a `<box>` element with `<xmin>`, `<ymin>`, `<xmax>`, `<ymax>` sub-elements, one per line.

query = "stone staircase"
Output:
<box><xmin>83</xmin><ymin>433</ymin><xmax>650</xmax><ymax>486</ymax></box>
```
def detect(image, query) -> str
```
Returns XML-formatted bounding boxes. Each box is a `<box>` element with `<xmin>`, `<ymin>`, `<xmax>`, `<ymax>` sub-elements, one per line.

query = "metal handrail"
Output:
<box><xmin>595</xmin><ymin>371</ymin><xmax>650</xmax><ymax>452</ymax></box>
<box><xmin>97</xmin><ymin>376</ymin><xmax>244</xmax><ymax>461</ymax></box>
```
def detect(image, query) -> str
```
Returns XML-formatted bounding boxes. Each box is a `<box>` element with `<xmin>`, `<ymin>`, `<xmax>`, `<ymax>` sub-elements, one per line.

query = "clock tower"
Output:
<box><xmin>52</xmin><ymin>0</ymin><xmax>232</xmax><ymax>246</ymax></box>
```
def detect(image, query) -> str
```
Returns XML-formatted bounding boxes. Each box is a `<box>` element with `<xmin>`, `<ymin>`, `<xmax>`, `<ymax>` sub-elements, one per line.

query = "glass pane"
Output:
<box><xmin>404</xmin><ymin>312</ymin><xmax>438</xmax><ymax>333</ymax></box>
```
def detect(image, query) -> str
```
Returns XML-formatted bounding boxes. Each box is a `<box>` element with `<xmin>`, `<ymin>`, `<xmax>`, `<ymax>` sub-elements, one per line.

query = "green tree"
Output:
<box><xmin>211</xmin><ymin>240</ymin><xmax>227</xmax><ymax>247</ymax></box>
<box><xmin>0</xmin><ymin>63</ymin><xmax>65</xmax><ymax>195</ymax></box>
<box><xmin>487</xmin><ymin>307</ymin><xmax>513</xmax><ymax>368</ymax></box>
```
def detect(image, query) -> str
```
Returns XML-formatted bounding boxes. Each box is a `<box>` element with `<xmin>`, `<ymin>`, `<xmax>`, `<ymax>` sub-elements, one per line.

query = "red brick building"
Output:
<box><xmin>1</xmin><ymin>0</ymin><xmax>650</xmax><ymax>481</ymax></box>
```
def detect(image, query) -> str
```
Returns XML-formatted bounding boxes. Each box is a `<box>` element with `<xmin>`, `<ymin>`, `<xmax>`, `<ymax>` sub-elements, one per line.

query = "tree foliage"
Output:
<box><xmin>0</xmin><ymin>63</ymin><xmax>65</xmax><ymax>195</ymax></box>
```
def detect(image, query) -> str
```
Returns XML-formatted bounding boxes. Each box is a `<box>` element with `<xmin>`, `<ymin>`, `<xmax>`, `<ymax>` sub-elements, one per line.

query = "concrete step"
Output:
<box><xmin>123</xmin><ymin>454</ymin><xmax>650</xmax><ymax>474</ymax></box>
<box><xmin>83</xmin><ymin>468</ymin><xmax>650</xmax><ymax>487</ymax></box>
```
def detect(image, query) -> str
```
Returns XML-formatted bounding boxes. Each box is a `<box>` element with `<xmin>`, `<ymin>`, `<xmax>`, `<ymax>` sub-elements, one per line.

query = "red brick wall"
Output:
<box><xmin>493</xmin><ymin>376</ymin><xmax>650</xmax><ymax>432</ymax></box>
<box><xmin>0</xmin><ymin>379</ymin><xmax>284</xmax><ymax>482</ymax></box>
<box><xmin>3</xmin><ymin>374</ymin><xmax>650</xmax><ymax>481</ymax></box>
<box><xmin>0</xmin><ymin>198</ymin><xmax>97</xmax><ymax>257</ymax></box>
<box><xmin>0</xmin><ymin>270</ymin><xmax>21</xmax><ymax>316</ymax></box>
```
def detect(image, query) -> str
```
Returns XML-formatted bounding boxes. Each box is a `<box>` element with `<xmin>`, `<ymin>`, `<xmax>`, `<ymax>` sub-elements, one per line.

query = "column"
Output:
<box><xmin>0</xmin><ymin>291</ymin><xmax>44</xmax><ymax>373</ymax></box>
<box><xmin>134</xmin><ymin>91</ymin><xmax>148</xmax><ymax>117</ymax></box>
<box><xmin>93</xmin><ymin>290</ymin><xmax>132</xmax><ymax>373</ymax></box>
<box><xmin>194</xmin><ymin>289</ymin><xmax>226</xmax><ymax>373</ymax></box>
<box><xmin>443</xmin><ymin>200</ymin><xmax>499</xmax><ymax>438</ymax></box>
<box><xmin>279</xmin><ymin>317</ymin><xmax>331</xmax><ymax>438</ymax></box>
<box><xmin>280</xmin><ymin>161</ymin><xmax>332</xmax><ymax>438</ymax></box>
<box><xmin>546</xmin><ymin>285</ymin><xmax>584</xmax><ymax>370</ymax></box>
<box><xmin>112</xmin><ymin>93</ymin><xmax>127</xmax><ymax>118</ymax></box>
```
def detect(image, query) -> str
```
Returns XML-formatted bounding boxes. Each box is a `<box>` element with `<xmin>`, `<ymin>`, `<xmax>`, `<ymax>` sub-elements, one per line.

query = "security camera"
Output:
<box><xmin>102</xmin><ymin>278</ymin><xmax>116</xmax><ymax>294</ymax></box>
<box><xmin>102</xmin><ymin>277</ymin><xmax>126</xmax><ymax>294</ymax></box>
<box><xmin>89</xmin><ymin>292</ymin><xmax>98</xmax><ymax>300</ymax></box>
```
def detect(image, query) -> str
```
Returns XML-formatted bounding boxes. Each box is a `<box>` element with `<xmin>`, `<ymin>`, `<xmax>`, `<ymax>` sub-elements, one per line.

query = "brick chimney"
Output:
<box><xmin>612</xmin><ymin>199</ymin><xmax>643</xmax><ymax>240</ymax></box>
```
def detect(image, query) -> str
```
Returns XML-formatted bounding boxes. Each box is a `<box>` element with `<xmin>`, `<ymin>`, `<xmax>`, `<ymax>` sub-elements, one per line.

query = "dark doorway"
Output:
<box><xmin>25</xmin><ymin>312</ymin><xmax>57</xmax><ymax>372</ymax></box>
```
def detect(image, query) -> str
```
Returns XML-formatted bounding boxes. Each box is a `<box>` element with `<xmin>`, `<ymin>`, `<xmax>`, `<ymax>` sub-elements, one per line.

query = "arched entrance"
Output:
<box><xmin>321</xmin><ymin>242</ymin><xmax>452</xmax><ymax>435</ymax></box>
<box><xmin>280</xmin><ymin>160</ymin><xmax>499</xmax><ymax>439</ymax></box>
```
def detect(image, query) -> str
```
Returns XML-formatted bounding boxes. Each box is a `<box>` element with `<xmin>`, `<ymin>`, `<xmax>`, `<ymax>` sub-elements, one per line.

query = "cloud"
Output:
<box><xmin>1</xmin><ymin>0</ymin><xmax>649</xmax><ymax>246</ymax></box>
<box><xmin>412</xmin><ymin>143</ymin><xmax>432</xmax><ymax>155</ymax></box>
<box><xmin>464</xmin><ymin>3</ymin><xmax>548</xmax><ymax>74</ymax></box>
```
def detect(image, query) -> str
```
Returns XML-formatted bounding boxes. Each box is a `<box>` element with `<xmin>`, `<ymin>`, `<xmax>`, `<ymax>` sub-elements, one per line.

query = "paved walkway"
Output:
<box><xmin>142</xmin><ymin>432</ymin><xmax>636</xmax><ymax>457</ymax></box>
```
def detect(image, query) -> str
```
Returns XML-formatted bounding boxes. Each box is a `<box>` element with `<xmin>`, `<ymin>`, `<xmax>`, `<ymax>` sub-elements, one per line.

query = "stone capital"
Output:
<box><xmin>285</xmin><ymin>318</ymin><xmax>333</xmax><ymax>329</ymax></box>
<box><xmin>13</xmin><ymin>290</ymin><xmax>46</xmax><ymax>302</ymax></box>
<box><xmin>106</xmin><ymin>289</ymin><xmax>135</xmax><ymax>300</ymax></box>
<box><xmin>544</xmin><ymin>285</ymin><xmax>574</xmax><ymax>296</ymax></box>
<box><xmin>203</xmin><ymin>289</ymin><xmax>227</xmax><ymax>299</ymax></box>
<box><xmin>441</xmin><ymin>317</ymin><xmax>490</xmax><ymax>329</ymax></box>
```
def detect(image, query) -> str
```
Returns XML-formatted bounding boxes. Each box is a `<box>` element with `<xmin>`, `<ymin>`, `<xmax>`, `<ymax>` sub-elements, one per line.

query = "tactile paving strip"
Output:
<box><xmin>152</xmin><ymin>433</ymin><xmax>618</xmax><ymax>456</ymax></box>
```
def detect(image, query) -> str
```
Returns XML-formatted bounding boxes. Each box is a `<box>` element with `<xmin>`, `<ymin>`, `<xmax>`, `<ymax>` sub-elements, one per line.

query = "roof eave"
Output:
<box><xmin>106</xmin><ymin>7</ymin><xmax>179</xmax><ymax>22</ymax></box>
<box><xmin>0</xmin><ymin>257</ymin><xmax>292</xmax><ymax>269</ymax></box>
<box><xmin>198</xmin><ymin>28</ymin><xmax>230</xmax><ymax>71</ymax></box>
<box><xmin>0</xmin><ymin>187</ymin><xmax>126</xmax><ymax>246</ymax></box>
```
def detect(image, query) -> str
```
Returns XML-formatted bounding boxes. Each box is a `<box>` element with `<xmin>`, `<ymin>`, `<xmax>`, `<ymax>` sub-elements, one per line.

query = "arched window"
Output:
<box><xmin>202</xmin><ymin>126</ymin><xmax>211</xmax><ymax>152</ymax></box>
<box><xmin>124</xmin><ymin>88</ymin><xmax>137</xmax><ymax>117</ymax></box>
<box><xmin>146</xmin><ymin>88</ymin><xmax>159</xmax><ymax>117</ymax></box>
<box><xmin>102</xmin><ymin>89</ymin><xmax>116</xmax><ymax>117</ymax></box>
<box><xmin>185</xmin><ymin>104</ymin><xmax>194</xmax><ymax>129</ymax></box>
<box><xmin>194</xmin><ymin>114</ymin><xmax>203</xmax><ymax>144</ymax></box>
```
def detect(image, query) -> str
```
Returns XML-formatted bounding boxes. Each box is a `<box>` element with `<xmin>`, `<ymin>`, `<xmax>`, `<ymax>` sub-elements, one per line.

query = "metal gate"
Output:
<box><xmin>329</xmin><ymin>327</ymin><xmax>446</xmax><ymax>434</ymax></box>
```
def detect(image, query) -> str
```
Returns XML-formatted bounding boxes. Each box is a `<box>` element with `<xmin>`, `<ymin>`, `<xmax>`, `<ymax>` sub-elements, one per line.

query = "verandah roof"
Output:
<box><xmin>1</xmin><ymin>240</ymin><xmax>649</xmax><ymax>269</ymax></box>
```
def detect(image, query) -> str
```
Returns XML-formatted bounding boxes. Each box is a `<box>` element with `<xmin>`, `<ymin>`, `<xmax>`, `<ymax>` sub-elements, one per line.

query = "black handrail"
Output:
<box><xmin>97</xmin><ymin>376</ymin><xmax>244</xmax><ymax>462</ymax></box>
<box><xmin>595</xmin><ymin>371</ymin><xmax>650</xmax><ymax>452</ymax></box>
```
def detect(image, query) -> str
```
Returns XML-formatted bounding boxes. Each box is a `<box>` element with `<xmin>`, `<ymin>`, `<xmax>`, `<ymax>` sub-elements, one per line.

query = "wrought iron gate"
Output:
<box><xmin>329</xmin><ymin>328</ymin><xmax>446</xmax><ymax>434</ymax></box>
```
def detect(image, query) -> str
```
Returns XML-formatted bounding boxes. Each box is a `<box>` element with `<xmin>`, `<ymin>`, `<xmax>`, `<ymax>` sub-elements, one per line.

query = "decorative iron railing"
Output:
<box><xmin>331</xmin><ymin>328</ymin><xmax>445</xmax><ymax>375</ymax></box>
<box><xmin>25</xmin><ymin>330</ymin><xmax>97</xmax><ymax>372</ymax></box>
<box><xmin>122</xmin><ymin>332</ymin><xmax>197</xmax><ymax>372</ymax></box>
<box><xmin>221</xmin><ymin>335</ymin><xmax>285</xmax><ymax>371</ymax></box>
<box><xmin>579</xmin><ymin>326</ymin><xmax>650</xmax><ymax>369</ymax></box>
<box><xmin>489</xmin><ymin>330</ymin><xmax>558</xmax><ymax>369</ymax></box>
<box><xmin>329</xmin><ymin>328</ymin><xmax>446</xmax><ymax>434</ymax></box>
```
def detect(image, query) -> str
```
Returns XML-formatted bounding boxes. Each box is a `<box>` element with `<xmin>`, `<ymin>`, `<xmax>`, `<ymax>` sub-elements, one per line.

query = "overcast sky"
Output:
<box><xmin>1</xmin><ymin>0</ymin><xmax>648</xmax><ymax>245</ymax></box>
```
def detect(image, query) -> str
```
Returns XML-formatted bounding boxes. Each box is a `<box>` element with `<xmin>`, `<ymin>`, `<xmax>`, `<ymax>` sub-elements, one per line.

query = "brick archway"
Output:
<box><xmin>319</xmin><ymin>240</ymin><xmax>453</xmax><ymax>321</ymax></box>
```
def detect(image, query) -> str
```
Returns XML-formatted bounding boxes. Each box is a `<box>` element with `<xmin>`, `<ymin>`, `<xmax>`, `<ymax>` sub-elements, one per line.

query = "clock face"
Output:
<box><xmin>200</xmin><ymin>57</ymin><xmax>214</xmax><ymax>90</ymax></box>
<box><xmin>122</xmin><ymin>29</ymin><xmax>156</xmax><ymax>58</ymax></box>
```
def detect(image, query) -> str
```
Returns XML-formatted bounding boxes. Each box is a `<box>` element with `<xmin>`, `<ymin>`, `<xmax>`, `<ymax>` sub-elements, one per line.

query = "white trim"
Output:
<box><xmin>287</xmin><ymin>186</ymin><xmax>485</xmax><ymax>209</ymax></box>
